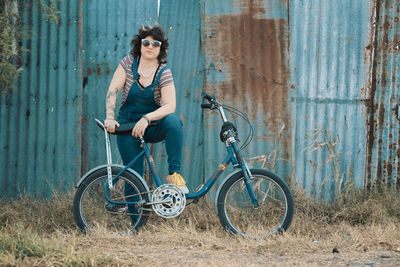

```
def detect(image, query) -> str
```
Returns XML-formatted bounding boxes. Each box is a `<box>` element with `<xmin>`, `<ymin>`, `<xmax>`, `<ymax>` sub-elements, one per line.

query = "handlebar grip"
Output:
<box><xmin>201</xmin><ymin>92</ymin><xmax>216</xmax><ymax>102</ymax></box>
<box><xmin>201</xmin><ymin>103</ymin><xmax>212</xmax><ymax>109</ymax></box>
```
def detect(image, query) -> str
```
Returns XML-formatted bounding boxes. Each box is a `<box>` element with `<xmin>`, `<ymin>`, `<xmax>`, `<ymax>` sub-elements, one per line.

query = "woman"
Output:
<box><xmin>104</xmin><ymin>25</ymin><xmax>188</xmax><ymax>194</ymax></box>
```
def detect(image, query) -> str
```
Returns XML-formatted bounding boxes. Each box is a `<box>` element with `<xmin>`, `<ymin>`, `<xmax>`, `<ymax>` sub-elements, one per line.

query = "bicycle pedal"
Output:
<box><xmin>105</xmin><ymin>203</ymin><xmax>128</xmax><ymax>213</ymax></box>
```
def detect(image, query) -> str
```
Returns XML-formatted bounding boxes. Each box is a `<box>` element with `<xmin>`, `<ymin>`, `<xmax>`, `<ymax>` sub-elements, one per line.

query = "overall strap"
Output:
<box><xmin>130</xmin><ymin>57</ymin><xmax>140</xmax><ymax>81</ymax></box>
<box><xmin>153</xmin><ymin>65</ymin><xmax>168</xmax><ymax>87</ymax></box>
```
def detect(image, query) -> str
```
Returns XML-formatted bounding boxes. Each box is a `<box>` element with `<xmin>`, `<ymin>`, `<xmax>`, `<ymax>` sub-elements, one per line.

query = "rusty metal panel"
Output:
<box><xmin>290</xmin><ymin>0</ymin><xmax>373</xmax><ymax>200</ymax></box>
<box><xmin>201</xmin><ymin>0</ymin><xmax>291</xmax><ymax>198</ymax></box>
<box><xmin>0</xmin><ymin>0</ymin><xmax>82</xmax><ymax>198</ymax></box>
<box><xmin>366</xmin><ymin>0</ymin><xmax>400</xmax><ymax>189</ymax></box>
<box><xmin>2</xmin><ymin>0</ymin><xmax>398</xmax><ymax>201</ymax></box>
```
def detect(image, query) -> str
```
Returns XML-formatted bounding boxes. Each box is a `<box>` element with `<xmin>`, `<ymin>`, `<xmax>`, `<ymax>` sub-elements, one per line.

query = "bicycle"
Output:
<box><xmin>73</xmin><ymin>93</ymin><xmax>294</xmax><ymax>239</ymax></box>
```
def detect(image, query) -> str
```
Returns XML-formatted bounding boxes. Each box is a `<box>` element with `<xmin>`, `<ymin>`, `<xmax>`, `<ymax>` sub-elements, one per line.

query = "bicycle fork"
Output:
<box><xmin>230</xmin><ymin>140</ymin><xmax>259</xmax><ymax>208</ymax></box>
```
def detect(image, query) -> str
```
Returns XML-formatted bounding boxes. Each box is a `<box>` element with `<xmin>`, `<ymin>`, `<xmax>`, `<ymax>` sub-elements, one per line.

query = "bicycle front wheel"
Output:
<box><xmin>217</xmin><ymin>169</ymin><xmax>294</xmax><ymax>239</ymax></box>
<box><xmin>73</xmin><ymin>167</ymin><xmax>150</xmax><ymax>234</ymax></box>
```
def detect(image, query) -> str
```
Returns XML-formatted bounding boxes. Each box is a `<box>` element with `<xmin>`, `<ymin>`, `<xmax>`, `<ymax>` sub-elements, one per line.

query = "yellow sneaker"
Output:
<box><xmin>166</xmin><ymin>173</ymin><xmax>189</xmax><ymax>194</ymax></box>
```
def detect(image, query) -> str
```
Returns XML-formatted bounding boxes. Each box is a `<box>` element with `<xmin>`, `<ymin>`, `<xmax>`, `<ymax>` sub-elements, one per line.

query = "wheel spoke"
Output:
<box><xmin>73</xmin><ymin>168</ymin><xmax>149</xmax><ymax>234</ymax></box>
<box><xmin>217</xmin><ymin>169</ymin><xmax>294</xmax><ymax>239</ymax></box>
<box><xmin>86</xmin><ymin>184</ymin><xmax>108</xmax><ymax>203</ymax></box>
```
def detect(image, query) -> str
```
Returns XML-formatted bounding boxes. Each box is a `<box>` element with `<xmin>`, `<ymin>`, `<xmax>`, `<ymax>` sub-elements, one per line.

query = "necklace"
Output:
<box><xmin>139</xmin><ymin>62</ymin><xmax>157</xmax><ymax>78</ymax></box>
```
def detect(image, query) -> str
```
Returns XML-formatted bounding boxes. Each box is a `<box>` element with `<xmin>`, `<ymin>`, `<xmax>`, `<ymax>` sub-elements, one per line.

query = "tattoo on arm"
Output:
<box><xmin>106</xmin><ymin>87</ymin><xmax>119</xmax><ymax>119</ymax></box>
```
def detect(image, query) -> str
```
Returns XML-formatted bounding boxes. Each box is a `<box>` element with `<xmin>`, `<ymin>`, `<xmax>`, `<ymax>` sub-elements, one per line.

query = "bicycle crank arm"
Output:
<box><xmin>145</xmin><ymin>198</ymin><xmax>173</xmax><ymax>206</ymax></box>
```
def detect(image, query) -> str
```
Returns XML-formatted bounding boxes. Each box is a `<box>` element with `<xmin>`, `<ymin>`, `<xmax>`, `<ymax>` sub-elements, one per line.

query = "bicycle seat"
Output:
<box><xmin>95</xmin><ymin>119</ymin><xmax>157</xmax><ymax>135</ymax></box>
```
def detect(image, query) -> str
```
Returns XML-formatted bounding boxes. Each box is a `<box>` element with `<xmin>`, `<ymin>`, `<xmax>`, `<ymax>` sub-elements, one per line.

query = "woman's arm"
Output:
<box><xmin>131</xmin><ymin>83</ymin><xmax>176</xmax><ymax>137</ymax></box>
<box><xmin>104</xmin><ymin>64</ymin><xmax>125</xmax><ymax>132</ymax></box>
<box><xmin>146</xmin><ymin>83</ymin><xmax>176</xmax><ymax>120</ymax></box>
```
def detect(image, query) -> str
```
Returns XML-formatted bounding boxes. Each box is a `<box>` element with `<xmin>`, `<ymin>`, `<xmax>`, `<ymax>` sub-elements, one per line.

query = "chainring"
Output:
<box><xmin>151</xmin><ymin>184</ymin><xmax>186</xmax><ymax>218</ymax></box>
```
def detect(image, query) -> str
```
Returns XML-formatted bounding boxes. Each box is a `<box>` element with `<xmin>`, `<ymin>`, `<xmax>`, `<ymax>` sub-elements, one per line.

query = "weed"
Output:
<box><xmin>1</xmin><ymin>187</ymin><xmax>400</xmax><ymax>265</ymax></box>
<box><xmin>0</xmin><ymin>0</ymin><xmax>21</xmax><ymax>92</ymax></box>
<box><xmin>0</xmin><ymin>0</ymin><xmax>61</xmax><ymax>94</ymax></box>
<box><xmin>303</xmin><ymin>128</ymin><xmax>360</xmax><ymax>200</ymax></box>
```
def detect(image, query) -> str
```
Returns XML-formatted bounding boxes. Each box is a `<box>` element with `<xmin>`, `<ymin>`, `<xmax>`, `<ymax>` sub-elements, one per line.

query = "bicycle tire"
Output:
<box><xmin>73</xmin><ymin>166</ymin><xmax>150</xmax><ymax>234</ymax></box>
<box><xmin>216</xmin><ymin>169</ymin><xmax>294</xmax><ymax>239</ymax></box>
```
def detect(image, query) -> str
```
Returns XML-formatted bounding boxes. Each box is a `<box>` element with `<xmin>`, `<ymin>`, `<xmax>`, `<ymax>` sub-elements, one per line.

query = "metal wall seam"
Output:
<box><xmin>26</xmin><ymin>1</ymin><xmax>41</xmax><ymax>196</ymax></box>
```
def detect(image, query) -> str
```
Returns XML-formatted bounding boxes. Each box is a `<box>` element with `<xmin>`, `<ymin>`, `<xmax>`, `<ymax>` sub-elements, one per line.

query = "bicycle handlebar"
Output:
<box><xmin>201</xmin><ymin>92</ymin><xmax>219</xmax><ymax>110</ymax></box>
<box><xmin>201</xmin><ymin>103</ymin><xmax>212</xmax><ymax>109</ymax></box>
<box><xmin>201</xmin><ymin>92</ymin><xmax>216</xmax><ymax>102</ymax></box>
<box><xmin>201</xmin><ymin>92</ymin><xmax>228</xmax><ymax>122</ymax></box>
<box><xmin>95</xmin><ymin>118</ymin><xmax>157</xmax><ymax>135</ymax></box>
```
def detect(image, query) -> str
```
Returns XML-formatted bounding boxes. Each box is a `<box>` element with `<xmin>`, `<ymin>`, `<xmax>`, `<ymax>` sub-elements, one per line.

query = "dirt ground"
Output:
<box><xmin>79</xmin><ymin>238</ymin><xmax>400</xmax><ymax>266</ymax></box>
<box><xmin>3</xmin><ymin>192</ymin><xmax>400</xmax><ymax>266</ymax></box>
<box><xmin>71</xmin><ymin>235</ymin><xmax>400</xmax><ymax>266</ymax></box>
<box><xmin>68</xmin><ymin>217</ymin><xmax>400</xmax><ymax>266</ymax></box>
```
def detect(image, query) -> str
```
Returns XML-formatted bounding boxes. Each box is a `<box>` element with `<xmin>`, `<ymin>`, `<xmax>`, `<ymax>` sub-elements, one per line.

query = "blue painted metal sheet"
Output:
<box><xmin>366</xmin><ymin>0</ymin><xmax>400</xmax><ymax>189</ymax></box>
<box><xmin>0</xmin><ymin>0</ymin><xmax>82</xmax><ymax>198</ymax></box>
<box><xmin>1</xmin><ymin>0</ymin><xmax>399</xmax><ymax>200</ymax></box>
<box><xmin>155</xmin><ymin>0</ymin><xmax>205</xmax><ymax>191</ymax></box>
<box><xmin>290</xmin><ymin>0</ymin><xmax>373</xmax><ymax>200</ymax></box>
<box><xmin>81</xmin><ymin>0</ymin><xmax>159</xmax><ymax>175</ymax></box>
<box><xmin>81</xmin><ymin>0</ymin><xmax>205</xmax><ymax>192</ymax></box>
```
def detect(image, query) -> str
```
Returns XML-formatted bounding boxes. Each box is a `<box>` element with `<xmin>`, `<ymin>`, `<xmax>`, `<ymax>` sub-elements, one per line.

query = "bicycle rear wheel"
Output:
<box><xmin>216</xmin><ymin>169</ymin><xmax>294</xmax><ymax>239</ymax></box>
<box><xmin>73</xmin><ymin>167</ymin><xmax>150</xmax><ymax>234</ymax></box>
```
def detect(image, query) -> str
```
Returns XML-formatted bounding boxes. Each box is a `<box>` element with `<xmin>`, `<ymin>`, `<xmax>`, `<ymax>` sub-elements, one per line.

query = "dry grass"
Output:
<box><xmin>1</xmin><ymin>189</ymin><xmax>400</xmax><ymax>266</ymax></box>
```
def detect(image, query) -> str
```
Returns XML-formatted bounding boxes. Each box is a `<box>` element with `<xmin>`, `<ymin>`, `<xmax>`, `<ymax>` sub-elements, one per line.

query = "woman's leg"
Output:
<box><xmin>145</xmin><ymin>113</ymin><xmax>183</xmax><ymax>174</ymax></box>
<box><xmin>117</xmin><ymin>134</ymin><xmax>144</xmax><ymax>222</ymax></box>
<box><xmin>117</xmin><ymin>134</ymin><xmax>144</xmax><ymax>176</ymax></box>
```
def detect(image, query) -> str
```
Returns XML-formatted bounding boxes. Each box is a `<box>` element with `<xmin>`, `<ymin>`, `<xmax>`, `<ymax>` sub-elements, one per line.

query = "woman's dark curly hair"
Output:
<box><xmin>130</xmin><ymin>25</ymin><xmax>169</xmax><ymax>63</ymax></box>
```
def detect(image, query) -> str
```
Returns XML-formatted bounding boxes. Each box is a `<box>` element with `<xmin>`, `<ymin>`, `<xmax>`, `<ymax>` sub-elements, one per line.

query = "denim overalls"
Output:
<box><xmin>116</xmin><ymin>57</ymin><xmax>183</xmax><ymax>177</ymax></box>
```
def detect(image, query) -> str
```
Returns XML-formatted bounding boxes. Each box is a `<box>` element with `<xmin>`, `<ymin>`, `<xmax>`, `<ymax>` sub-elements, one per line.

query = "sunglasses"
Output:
<box><xmin>141</xmin><ymin>39</ymin><xmax>162</xmax><ymax>48</ymax></box>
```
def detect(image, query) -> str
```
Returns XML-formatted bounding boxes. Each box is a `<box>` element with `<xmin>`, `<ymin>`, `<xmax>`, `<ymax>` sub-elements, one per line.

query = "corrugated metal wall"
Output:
<box><xmin>290</xmin><ymin>0</ymin><xmax>373</xmax><ymax>200</ymax></box>
<box><xmin>81</xmin><ymin>0</ymin><xmax>205</xmax><ymax>191</ymax></box>
<box><xmin>156</xmin><ymin>0</ymin><xmax>205</xmax><ymax>191</ymax></box>
<box><xmin>1</xmin><ymin>0</ymin><xmax>399</xmax><ymax>200</ymax></box>
<box><xmin>201</xmin><ymin>0</ymin><xmax>292</xmax><ymax>198</ymax></box>
<box><xmin>80</xmin><ymin>0</ymin><xmax>159</xmax><ymax>177</ymax></box>
<box><xmin>366</xmin><ymin>0</ymin><xmax>400</xmax><ymax>190</ymax></box>
<box><xmin>0</xmin><ymin>0</ymin><xmax>83</xmax><ymax>198</ymax></box>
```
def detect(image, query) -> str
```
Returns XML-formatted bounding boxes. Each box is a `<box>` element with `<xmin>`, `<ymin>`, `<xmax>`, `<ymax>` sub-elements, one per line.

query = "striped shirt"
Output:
<box><xmin>119</xmin><ymin>55</ymin><xmax>174</xmax><ymax>106</ymax></box>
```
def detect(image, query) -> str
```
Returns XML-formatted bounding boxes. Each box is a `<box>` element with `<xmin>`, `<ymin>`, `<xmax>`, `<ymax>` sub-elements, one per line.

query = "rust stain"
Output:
<box><xmin>365</xmin><ymin>0</ymin><xmax>400</xmax><ymax>189</ymax></box>
<box><xmin>78</xmin><ymin>0</ymin><xmax>87</xmax><ymax>176</ymax></box>
<box><xmin>364</xmin><ymin>0</ymin><xmax>379</xmax><ymax>189</ymax></box>
<box><xmin>202</xmin><ymin>0</ymin><xmax>290</xmax><ymax>152</ymax></box>
<box><xmin>398</xmin><ymin>146</ymin><xmax>400</xmax><ymax>190</ymax></box>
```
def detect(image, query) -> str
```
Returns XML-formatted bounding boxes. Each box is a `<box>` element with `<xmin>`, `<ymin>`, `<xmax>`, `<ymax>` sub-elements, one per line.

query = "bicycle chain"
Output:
<box><xmin>105</xmin><ymin>186</ymin><xmax>195</xmax><ymax>217</ymax></box>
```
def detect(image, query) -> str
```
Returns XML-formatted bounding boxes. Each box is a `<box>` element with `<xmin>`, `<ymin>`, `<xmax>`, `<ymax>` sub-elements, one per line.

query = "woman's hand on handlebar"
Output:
<box><xmin>104</xmin><ymin>118</ymin><xmax>120</xmax><ymax>133</ymax></box>
<box><xmin>132</xmin><ymin>117</ymin><xmax>149</xmax><ymax>138</ymax></box>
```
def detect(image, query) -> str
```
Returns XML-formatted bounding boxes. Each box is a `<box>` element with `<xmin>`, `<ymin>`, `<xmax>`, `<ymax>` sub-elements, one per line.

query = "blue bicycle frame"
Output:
<box><xmin>102</xmin><ymin>104</ymin><xmax>259</xmax><ymax>207</ymax></box>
